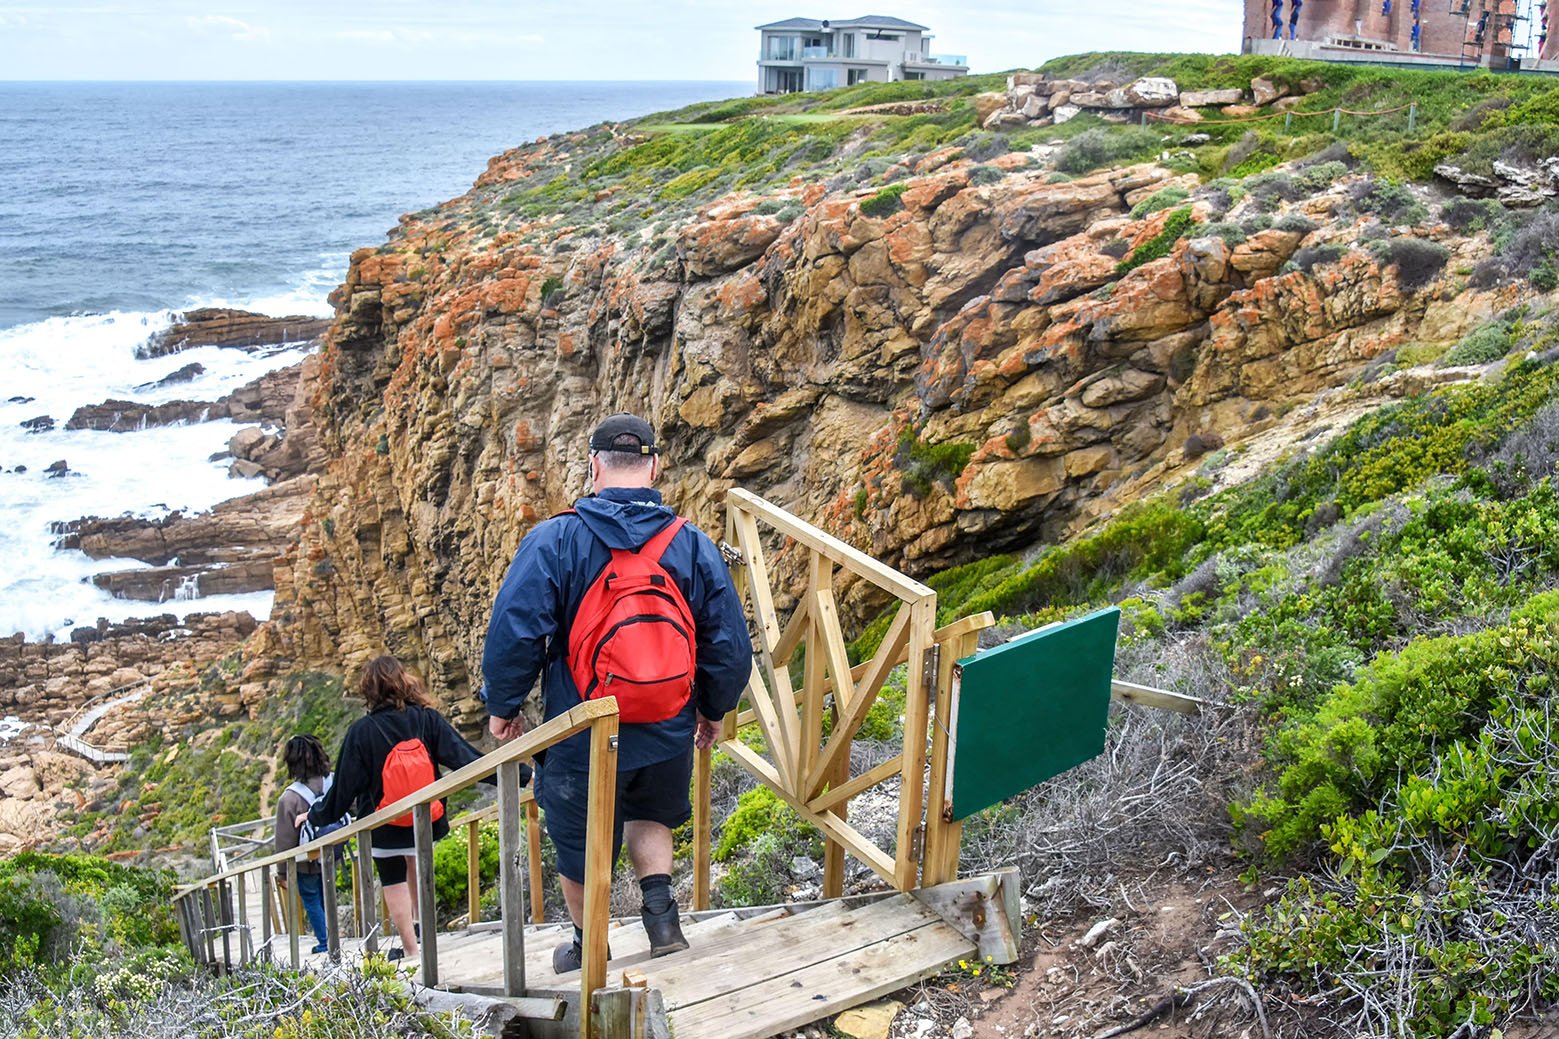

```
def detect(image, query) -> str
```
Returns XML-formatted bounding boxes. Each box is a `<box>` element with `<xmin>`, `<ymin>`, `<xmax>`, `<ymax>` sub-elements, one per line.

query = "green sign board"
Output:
<box><xmin>947</xmin><ymin>607</ymin><xmax>1120</xmax><ymax>821</ymax></box>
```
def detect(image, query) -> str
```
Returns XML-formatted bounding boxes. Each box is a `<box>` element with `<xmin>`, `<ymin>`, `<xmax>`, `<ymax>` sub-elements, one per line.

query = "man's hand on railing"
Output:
<box><xmin>694</xmin><ymin>712</ymin><xmax>720</xmax><ymax>750</ymax></box>
<box><xmin>489</xmin><ymin>714</ymin><xmax>526</xmax><ymax>742</ymax></box>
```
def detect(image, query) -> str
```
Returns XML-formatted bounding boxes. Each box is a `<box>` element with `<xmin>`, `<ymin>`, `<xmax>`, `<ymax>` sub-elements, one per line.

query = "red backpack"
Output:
<box><xmin>371</xmin><ymin>716</ymin><xmax>444</xmax><ymax>828</ymax></box>
<box><xmin>565</xmin><ymin>516</ymin><xmax>697</xmax><ymax>724</ymax></box>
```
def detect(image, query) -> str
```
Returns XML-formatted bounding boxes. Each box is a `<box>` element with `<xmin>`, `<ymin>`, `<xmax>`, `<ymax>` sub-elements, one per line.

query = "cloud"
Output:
<box><xmin>186</xmin><ymin>15</ymin><xmax>271</xmax><ymax>42</ymax></box>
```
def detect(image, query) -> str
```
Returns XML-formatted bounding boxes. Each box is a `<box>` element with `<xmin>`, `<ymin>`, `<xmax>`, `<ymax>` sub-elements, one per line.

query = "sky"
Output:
<box><xmin>0</xmin><ymin>0</ymin><xmax>1243</xmax><ymax>81</ymax></box>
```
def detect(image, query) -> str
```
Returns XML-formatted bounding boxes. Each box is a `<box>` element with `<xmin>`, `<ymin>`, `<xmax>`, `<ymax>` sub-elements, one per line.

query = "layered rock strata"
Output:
<box><xmin>136</xmin><ymin>307</ymin><xmax>329</xmax><ymax>359</ymax></box>
<box><xmin>248</xmin><ymin>135</ymin><xmax>1503</xmax><ymax>721</ymax></box>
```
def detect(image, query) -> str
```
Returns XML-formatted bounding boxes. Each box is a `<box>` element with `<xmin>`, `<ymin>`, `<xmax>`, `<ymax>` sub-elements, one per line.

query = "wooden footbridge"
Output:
<box><xmin>173</xmin><ymin>490</ymin><xmax>1198</xmax><ymax>1038</ymax></box>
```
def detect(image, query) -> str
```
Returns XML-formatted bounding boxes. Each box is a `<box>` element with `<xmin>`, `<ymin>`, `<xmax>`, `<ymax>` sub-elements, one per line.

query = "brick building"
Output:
<box><xmin>1242</xmin><ymin>0</ymin><xmax>1558</xmax><ymax>68</ymax></box>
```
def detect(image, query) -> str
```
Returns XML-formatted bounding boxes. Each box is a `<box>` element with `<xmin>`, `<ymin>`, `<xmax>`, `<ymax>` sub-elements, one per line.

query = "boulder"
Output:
<box><xmin>1052</xmin><ymin>104</ymin><xmax>1082</xmax><ymax>125</ymax></box>
<box><xmin>44</xmin><ymin>459</ymin><xmax>68</xmax><ymax>477</ymax></box>
<box><xmin>1496</xmin><ymin>185</ymin><xmax>1547</xmax><ymax>208</ymax></box>
<box><xmin>1180</xmin><ymin>88</ymin><xmax>1243</xmax><ymax>107</ymax></box>
<box><xmin>1251</xmin><ymin>77</ymin><xmax>1286</xmax><ymax>106</ymax></box>
<box><xmin>983</xmin><ymin>109</ymin><xmax>1029</xmax><ymax>130</ymax></box>
<box><xmin>1222</xmin><ymin>104</ymin><xmax>1262</xmax><ymax>118</ymax></box>
<box><xmin>1022</xmin><ymin>94</ymin><xmax>1047</xmax><ymax>119</ymax></box>
<box><xmin>1122</xmin><ymin>77</ymin><xmax>1179</xmax><ymax>107</ymax></box>
<box><xmin>1161</xmin><ymin>106</ymin><xmax>1203</xmax><ymax>123</ymax></box>
<box><xmin>19</xmin><ymin>415</ymin><xmax>54</xmax><ymax>433</ymax></box>
<box><xmin>137</xmin><ymin>362</ymin><xmax>205</xmax><ymax>390</ymax></box>
<box><xmin>1433</xmin><ymin>163</ymin><xmax>1499</xmax><ymax>197</ymax></box>
<box><xmin>972</xmin><ymin>92</ymin><xmax>1007</xmax><ymax>125</ymax></box>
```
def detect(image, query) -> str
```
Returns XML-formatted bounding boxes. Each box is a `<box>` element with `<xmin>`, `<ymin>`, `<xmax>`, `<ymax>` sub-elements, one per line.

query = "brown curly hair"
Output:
<box><xmin>359</xmin><ymin>655</ymin><xmax>434</xmax><ymax>712</ymax></box>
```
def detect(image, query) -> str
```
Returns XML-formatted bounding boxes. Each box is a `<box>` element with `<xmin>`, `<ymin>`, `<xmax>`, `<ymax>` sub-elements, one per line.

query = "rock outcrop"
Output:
<box><xmin>235</xmin><ymin>132</ymin><xmax>1506</xmax><ymax>722</ymax></box>
<box><xmin>66</xmin><ymin>358</ymin><xmax>304</xmax><ymax>433</ymax></box>
<box><xmin>136</xmin><ymin>308</ymin><xmax>329</xmax><ymax>359</ymax></box>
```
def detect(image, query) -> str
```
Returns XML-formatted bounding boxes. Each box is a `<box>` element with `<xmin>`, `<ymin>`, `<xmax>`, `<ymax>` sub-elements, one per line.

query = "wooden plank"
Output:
<box><xmin>810</xmin><ymin>754</ymin><xmax>902</xmax><ymax>814</ymax></box>
<box><xmin>581</xmin><ymin>710</ymin><xmax>621</xmax><ymax>1039</ymax></box>
<box><xmin>498</xmin><ymin>759</ymin><xmax>528</xmax><ymax>997</ymax></box>
<box><xmin>894</xmin><ymin>599</ymin><xmax>938</xmax><ymax>891</ymax></box>
<box><xmin>739</xmin><ymin>661</ymin><xmax>796</xmax><ymax>793</ymax></box>
<box><xmin>322</xmin><ymin>855</ymin><xmax>341</xmax><ymax>962</ymax></box>
<box><xmin>358</xmin><ymin>828</ymin><xmax>379</xmax><ymax>956</ymax></box>
<box><xmin>912</xmin><ymin>868</ymin><xmax>1021</xmax><ymax>964</ymax></box>
<box><xmin>590</xmin><ymin>987</ymin><xmax>633</xmax><ymax>1038</ymax></box>
<box><xmin>284</xmin><ymin>862</ymin><xmax>299</xmax><ymax>969</ymax></box>
<box><xmin>668</xmin><ymin>917</ymin><xmax>971</xmax><ymax>1038</ymax></box>
<box><xmin>650</xmin><ymin>897</ymin><xmax>932</xmax><ymax>1009</ymax></box>
<box><xmin>812</xmin><ymin>583</ymin><xmax>857</xmax><ymax>714</ymax></box>
<box><xmin>771</xmin><ymin>593</ymin><xmax>811</xmax><ymax>671</ymax></box>
<box><xmin>727</xmin><ymin>489</ymin><xmax>933</xmax><ymax>603</ymax></box>
<box><xmin>414</xmin><ymin>804</ymin><xmax>439</xmax><ymax>986</ymax></box>
<box><xmin>1111</xmin><ymin>679</ymin><xmax>1207</xmax><ymax>714</ymax></box>
<box><xmin>720</xmin><ymin>740</ymin><xmax>897</xmax><ymax>885</ymax></box>
<box><xmin>692</xmin><ymin>746</ymin><xmax>711</xmax><ymax>912</ymax></box>
<box><xmin>800</xmin><ymin>553</ymin><xmax>829</xmax><ymax>784</ymax></box>
<box><xmin>923</xmin><ymin>618</ymin><xmax>991</xmax><ymax>886</ymax></box>
<box><xmin>175</xmin><ymin>698</ymin><xmax>618</xmax><ymax>897</ymax></box>
<box><xmin>733</xmin><ymin>510</ymin><xmax>801</xmax><ymax>790</ymax></box>
<box><xmin>822</xmin><ymin>743</ymin><xmax>849</xmax><ymax>900</ymax></box>
<box><xmin>805</xmin><ymin>602</ymin><xmax>912</xmax><ymax>799</ymax></box>
<box><xmin>527</xmin><ymin>799</ymin><xmax>546</xmax><ymax>925</ymax></box>
<box><xmin>467</xmin><ymin>818</ymin><xmax>482</xmax><ymax>927</ymax></box>
<box><xmin>235</xmin><ymin>874</ymin><xmax>251</xmax><ymax>964</ymax></box>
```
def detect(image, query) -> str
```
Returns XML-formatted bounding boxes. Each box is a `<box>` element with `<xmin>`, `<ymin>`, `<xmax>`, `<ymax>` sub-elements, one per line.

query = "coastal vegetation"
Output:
<box><xmin>11</xmin><ymin>47</ymin><xmax>1559</xmax><ymax>1039</ymax></box>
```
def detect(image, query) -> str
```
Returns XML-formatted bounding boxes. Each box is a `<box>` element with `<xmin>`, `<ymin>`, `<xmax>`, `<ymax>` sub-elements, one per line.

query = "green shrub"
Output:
<box><xmin>1129</xmin><ymin>185</ymin><xmax>1190</xmax><ymax>219</ymax></box>
<box><xmin>859</xmin><ymin>182</ymin><xmax>909</xmax><ymax>218</ymax></box>
<box><xmin>1375</xmin><ymin>237</ymin><xmax>1449</xmax><ymax>291</ymax></box>
<box><xmin>895</xmin><ymin>428</ymin><xmax>976</xmax><ymax>497</ymax></box>
<box><xmin>1442</xmin><ymin>322</ymin><xmax>1512</xmax><ymax>367</ymax></box>
<box><xmin>1116</xmin><ymin>208</ymin><xmax>1195</xmax><ymax>275</ymax></box>
<box><xmin>431</xmin><ymin>820</ymin><xmax>500</xmax><ymax>922</ymax></box>
<box><xmin>1054</xmin><ymin>126</ymin><xmax>1160</xmax><ymax>175</ymax></box>
<box><xmin>1289</xmin><ymin>244</ymin><xmax>1344</xmax><ymax>274</ymax></box>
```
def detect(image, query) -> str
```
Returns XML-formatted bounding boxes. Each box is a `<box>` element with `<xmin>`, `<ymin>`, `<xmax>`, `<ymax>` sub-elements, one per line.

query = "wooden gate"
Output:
<box><xmin>692</xmin><ymin>489</ymin><xmax>993</xmax><ymax>902</ymax></box>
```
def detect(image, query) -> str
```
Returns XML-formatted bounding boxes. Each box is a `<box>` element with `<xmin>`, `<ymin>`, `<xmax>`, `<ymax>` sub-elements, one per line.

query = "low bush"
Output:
<box><xmin>1054</xmin><ymin>126</ymin><xmax>1160</xmax><ymax>175</ymax></box>
<box><xmin>1116</xmin><ymin>208</ymin><xmax>1195</xmax><ymax>275</ymax></box>
<box><xmin>1129</xmin><ymin>185</ymin><xmax>1190</xmax><ymax>219</ymax></box>
<box><xmin>1348</xmin><ymin>177</ymin><xmax>1426</xmax><ymax>225</ymax></box>
<box><xmin>859</xmin><ymin>182</ymin><xmax>909</xmax><ymax>218</ymax></box>
<box><xmin>1375</xmin><ymin>236</ymin><xmax>1449</xmax><ymax>290</ymax></box>
<box><xmin>1441</xmin><ymin>322</ymin><xmax>1512</xmax><ymax>367</ymax></box>
<box><xmin>1289</xmin><ymin>243</ymin><xmax>1345</xmax><ymax>273</ymax></box>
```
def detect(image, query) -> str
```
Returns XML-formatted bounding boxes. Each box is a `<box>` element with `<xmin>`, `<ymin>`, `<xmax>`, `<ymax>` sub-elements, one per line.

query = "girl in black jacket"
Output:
<box><xmin>305</xmin><ymin>655</ymin><xmax>485</xmax><ymax>961</ymax></box>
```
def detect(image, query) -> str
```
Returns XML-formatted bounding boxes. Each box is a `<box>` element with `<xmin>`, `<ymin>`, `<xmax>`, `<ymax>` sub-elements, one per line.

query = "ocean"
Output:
<box><xmin>0</xmin><ymin>80</ymin><xmax>749</xmax><ymax>640</ymax></box>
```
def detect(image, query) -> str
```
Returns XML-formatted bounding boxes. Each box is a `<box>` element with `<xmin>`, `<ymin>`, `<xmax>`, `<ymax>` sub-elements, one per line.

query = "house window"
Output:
<box><xmin>904</xmin><ymin>71</ymin><xmax>924</xmax><ymax>80</ymax></box>
<box><xmin>866</xmin><ymin>32</ymin><xmax>899</xmax><ymax>40</ymax></box>
<box><xmin>840</xmin><ymin>34</ymin><xmax>855</xmax><ymax>57</ymax></box>
<box><xmin>847</xmin><ymin>68</ymin><xmax>869</xmax><ymax>84</ymax></box>
<box><xmin>807</xmin><ymin>67</ymin><xmax>840</xmax><ymax>90</ymax></box>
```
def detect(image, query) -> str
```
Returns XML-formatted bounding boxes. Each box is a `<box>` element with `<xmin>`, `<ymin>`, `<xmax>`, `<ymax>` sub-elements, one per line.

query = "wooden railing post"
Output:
<box><xmin>922</xmin><ymin>622</ymin><xmax>987</xmax><ymax>887</ymax></box>
<box><xmin>526</xmin><ymin>799</ymin><xmax>545</xmax><ymax>924</ymax></box>
<box><xmin>285</xmin><ymin>858</ymin><xmax>301</xmax><ymax>969</ymax></box>
<box><xmin>322</xmin><ymin>847</ymin><xmax>341</xmax><ymax>962</ymax></box>
<box><xmin>693</xmin><ymin>744</ymin><xmax>712</xmax><ymax>911</ymax></box>
<box><xmin>413</xmin><ymin>804</ymin><xmax>439</xmax><ymax>986</ymax></box>
<box><xmin>498</xmin><ymin>759</ymin><xmax>528</xmax><ymax>997</ymax></box>
<box><xmin>259</xmin><ymin>864</ymin><xmax>272</xmax><ymax>960</ymax></box>
<box><xmin>235</xmin><ymin>872</ymin><xmax>252</xmax><ymax>964</ymax></box>
<box><xmin>467</xmin><ymin>817</ymin><xmax>482</xmax><ymax>926</ymax></box>
<box><xmin>580</xmin><ymin>711</ymin><xmax>621</xmax><ymax>1039</ymax></box>
<box><xmin>200</xmin><ymin>885</ymin><xmax>219</xmax><ymax>970</ymax></box>
<box><xmin>357</xmin><ymin>828</ymin><xmax>379</xmax><ymax>956</ymax></box>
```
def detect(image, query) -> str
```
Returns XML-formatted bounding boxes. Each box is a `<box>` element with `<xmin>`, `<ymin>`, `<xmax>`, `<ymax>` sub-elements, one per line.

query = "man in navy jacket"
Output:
<box><xmin>482</xmin><ymin>413</ymin><xmax>752</xmax><ymax>973</ymax></box>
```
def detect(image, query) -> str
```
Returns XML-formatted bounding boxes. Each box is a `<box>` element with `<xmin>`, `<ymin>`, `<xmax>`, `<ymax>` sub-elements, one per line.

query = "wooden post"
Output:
<box><xmin>581</xmin><ymin>712</ymin><xmax>621</xmax><ymax>1039</ymax></box>
<box><xmin>350</xmin><ymin>845</ymin><xmax>362</xmax><ymax>936</ymax></box>
<box><xmin>322</xmin><ymin>850</ymin><xmax>341</xmax><ymax>962</ymax></box>
<box><xmin>821</xmin><ymin>733</ymin><xmax>850</xmax><ymax>899</ymax></box>
<box><xmin>260</xmin><ymin>864</ymin><xmax>273</xmax><ymax>960</ymax></box>
<box><xmin>235</xmin><ymin>872</ymin><xmax>252</xmax><ymax>964</ymax></box>
<box><xmin>692</xmin><ymin>744</ymin><xmax>712</xmax><ymax>911</ymax></box>
<box><xmin>218</xmin><ymin>880</ymin><xmax>234</xmax><ymax>972</ymax></box>
<box><xmin>285</xmin><ymin>858</ymin><xmax>301</xmax><ymax>970</ymax></box>
<box><xmin>893</xmin><ymin>599</ymin><xmax>938</xmax><ymax>891</ymax></box>
<box><xmin>922</xmin><ymin>622</ymin><xmax>987</xmax><ymax>887</ymax></box>
<box><xmin>414</xmin><ymin>804</ymin><xmax>440</xmax><ymax>986</ymax></box>
<box><xmin>1332</xmin><ymin>107</ymin><xmax>1341</xmax><ymax>133</ymax></box>
<box><xmin>1284</xmin><ymin>111</ymin><xmax>1293</xmax><ymax>132</ymax></box>
<box><xmin>498</xmin><ymin>760</ymin><xmax>528</xmax><ymax>997</ymax></box>
<box><xmin>467</xmin><ymin>818</ymin><xmax>482</xmax><ymax>927</ymax></box>
<box><xmin>200</xmin><ymin>885</ymin><xmax>220</xmax><ymax>970</ymax></box>
<box><xmin>526</xmin><ymin>798</ymin><xmax>545</xmax><ymax>924</ymax></box>
<box><xmin>358</xmin><ymin>828</ymin><xmax>380</xmax><ymax>956</ymax></box>
<box><xmin>1408</xmin><ymin>102</ymin><xmax>1417</xmax><ymax>134</ymax></box>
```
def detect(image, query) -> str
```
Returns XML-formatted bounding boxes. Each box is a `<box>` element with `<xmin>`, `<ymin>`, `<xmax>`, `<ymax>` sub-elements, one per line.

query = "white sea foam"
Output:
<box><xmin>0</xmin><ymin>277</ymin><xmax>335</xmax><ymax>640</ymax></box>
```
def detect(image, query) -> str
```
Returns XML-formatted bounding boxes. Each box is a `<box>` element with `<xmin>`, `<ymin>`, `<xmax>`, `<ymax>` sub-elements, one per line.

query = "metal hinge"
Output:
<box><xmin>921</xmin><ymin>644</ymin><xmax>941</xmax><ymax>690</ymax></box>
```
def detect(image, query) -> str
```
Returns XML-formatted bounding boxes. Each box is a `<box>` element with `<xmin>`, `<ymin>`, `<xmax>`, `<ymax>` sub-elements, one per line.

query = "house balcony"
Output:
<box><xmin>903</xmin><ymin>52</ymin><xmax>968</xmax><ymax>67</ymax></box>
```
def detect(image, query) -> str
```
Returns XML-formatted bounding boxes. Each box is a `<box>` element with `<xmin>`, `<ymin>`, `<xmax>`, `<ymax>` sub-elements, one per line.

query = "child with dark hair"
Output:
<box><xmin>273</xmin><ymin>733</ymin><xmax>333</xmax><ymax>954</ymax></box>
<box><xmin>305</xmin><ymin>655</ymin><xmax>506</xmax><ymax>961</ymax></box>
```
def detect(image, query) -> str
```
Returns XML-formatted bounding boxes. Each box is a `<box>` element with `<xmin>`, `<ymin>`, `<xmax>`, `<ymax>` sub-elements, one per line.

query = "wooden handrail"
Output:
<box><xmin>175</xmin><ymin>698</ymin><xmax>613</xmax><ymax>897</ymax></box>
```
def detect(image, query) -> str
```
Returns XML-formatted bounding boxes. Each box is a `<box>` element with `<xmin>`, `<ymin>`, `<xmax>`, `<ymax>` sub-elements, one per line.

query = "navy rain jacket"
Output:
<box><xmin>481</xmin><ymin>486</ymin><xmax>753</xmax><ymax>772</ymax></box>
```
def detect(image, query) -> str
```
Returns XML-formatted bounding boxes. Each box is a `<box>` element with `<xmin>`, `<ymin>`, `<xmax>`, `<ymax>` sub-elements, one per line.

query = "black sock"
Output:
<box><xmin>572</xmin><ymin>924</ymin><xmax>584</xmax><ymax>947</ymax></box>
<box><xmin>639</xmin><ymin>873</ymin><xmax>673</xmax><ymax>915</ymax></box>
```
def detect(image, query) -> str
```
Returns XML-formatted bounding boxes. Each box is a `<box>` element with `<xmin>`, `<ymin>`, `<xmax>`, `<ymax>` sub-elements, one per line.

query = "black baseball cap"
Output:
<box><xmin>588</xmin><ymin>413</ymin><xmax>658</xmax><ymax>455</ymax></box>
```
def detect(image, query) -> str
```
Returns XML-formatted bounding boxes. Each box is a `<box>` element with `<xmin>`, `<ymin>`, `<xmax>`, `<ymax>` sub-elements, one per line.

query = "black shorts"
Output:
<box><xmin>535</xmin><ymin>751</ymin><xmax>694</xmax><ymax>883</ymax></box>
<box><xmin>373</xmin><ymin>852</ymin><xmax>413</xmax><ymax>886</ymax></box>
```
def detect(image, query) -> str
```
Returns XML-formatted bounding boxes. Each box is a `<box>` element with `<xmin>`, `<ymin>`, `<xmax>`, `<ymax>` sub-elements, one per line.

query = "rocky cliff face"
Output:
<box><xmin>255</xmin><ymin>131</ymin><xmax>1505</xmax><ymax>717</ymax></box>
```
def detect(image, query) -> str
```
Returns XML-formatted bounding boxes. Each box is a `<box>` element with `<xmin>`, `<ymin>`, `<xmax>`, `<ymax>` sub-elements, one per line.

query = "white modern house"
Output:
<box><xmin>756</xmin><ymin>15</ymin><xmax>969</xmax><ymax>93</ymax></box>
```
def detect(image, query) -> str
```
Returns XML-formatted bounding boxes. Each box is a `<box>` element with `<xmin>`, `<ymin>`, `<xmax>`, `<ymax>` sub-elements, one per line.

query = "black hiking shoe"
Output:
<box><xmin>642</xmin><ymin>903</ymin><xmax>689</xmax><ymax>958</ymax></box>
<box><xmin>552</xmin><ymin>939</ymin><xmax>611</xmax><ymax>974</ymax></box>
